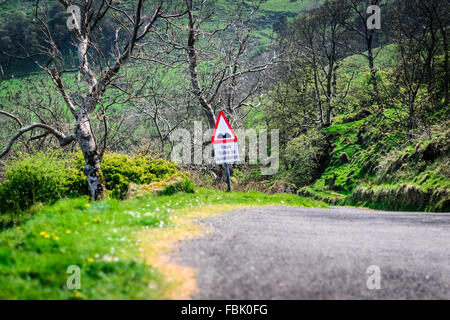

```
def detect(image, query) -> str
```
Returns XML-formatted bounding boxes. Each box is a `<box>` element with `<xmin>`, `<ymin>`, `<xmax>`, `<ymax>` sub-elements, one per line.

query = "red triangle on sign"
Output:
<box><xmin>211</xmin><ymin>111</ymin><xmax>238</xmax><ymax>144</ymax></box>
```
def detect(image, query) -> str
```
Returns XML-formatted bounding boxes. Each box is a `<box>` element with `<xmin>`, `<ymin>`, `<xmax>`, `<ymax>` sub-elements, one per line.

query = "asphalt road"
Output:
<box><xmin>173</xmin><ymin>206</ymin><xmax>450</xmax><ymax>299</ymax></box>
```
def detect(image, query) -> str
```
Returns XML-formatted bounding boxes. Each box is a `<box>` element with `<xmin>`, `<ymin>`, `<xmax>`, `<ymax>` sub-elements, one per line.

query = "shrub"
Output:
<box><xmin>283</xmin><ymin>129</ymin><xmax>330</xmax><ymax>187</ymax></box>
<box><xmin>157</xmin><ymin>175</ymin><xmax>195</xmax><ymax>196</ymax></box>
<box><xmin>126</xmin><ymin>174</ymin><xmax>195</xmax><ymax>198</ymax></box>
<box><xmin>0</xmin><ymin>152</ymin><xmax>84</xmax><ymax>214</ymax></box>
<box><xmin>73</xmin><ymin>152</ymin><xmax>183</xmax><ymax>199</ymax></box>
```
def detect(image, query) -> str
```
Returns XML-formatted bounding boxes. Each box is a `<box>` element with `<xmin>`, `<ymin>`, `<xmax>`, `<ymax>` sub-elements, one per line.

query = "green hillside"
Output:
<box><xmin>240</xmin><ymin>32</ymin><xmax>450</xmax><ymax>212</ymax></box>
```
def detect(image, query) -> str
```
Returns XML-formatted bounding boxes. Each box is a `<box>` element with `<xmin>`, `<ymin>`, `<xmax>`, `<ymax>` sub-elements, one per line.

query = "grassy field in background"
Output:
<box><xmin>244</xmin><ymin>0</ymin><xmax>322</xmax><ymax>13</ymax></box>
<box><xmin>0</xmin><ymin>188</ymin><xmax>326</xmax><ymax>299</ymax></box>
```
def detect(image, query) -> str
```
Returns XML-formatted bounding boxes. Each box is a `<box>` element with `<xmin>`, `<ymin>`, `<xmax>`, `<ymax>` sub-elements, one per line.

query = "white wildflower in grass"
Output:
<box><xmin>125</xmin><ymin>211</ymin><xmax>142</xmax><ymax>218</ymax></box>
<box><xmin>100</xmin><ymin>255</ymin><xmax>119</xmax><ymax>262</ymax></box>
<box><xmin>101</xmin><ymin>255</ymin><xmax>113</xmax><ymax>262</ymax></box>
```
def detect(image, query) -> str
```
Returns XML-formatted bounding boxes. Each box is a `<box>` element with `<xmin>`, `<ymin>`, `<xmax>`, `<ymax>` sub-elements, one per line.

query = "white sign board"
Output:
<box><xmin>213</xmin><ymin>142</ymin><xmax>239</xmax><ymax>164</ymax></box>
<box><xmin>211</xmin><ymin>111</ymin><xmax>240</xmax><ymax>164</ymax></box>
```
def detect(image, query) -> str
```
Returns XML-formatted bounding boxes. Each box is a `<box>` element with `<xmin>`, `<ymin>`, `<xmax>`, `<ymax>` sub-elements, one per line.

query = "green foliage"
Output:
<box><xmin>345</xmin><ymin>125</ymin><xmax>450</xmax><ymax>211</ymax></box>
<box><xmin>283</xmin><ymin>128</ymin><xmax>330</xmax><ymax>187</ymax></box>
<box><xmin>301</xmin><ymin>113</ymin><xmax>450</xmax><ymax>211</ymax></box>
<box><xmin>77</xmin><ymin>152</ymin><xmax>181</xmax><ymax>199</ymax></box>
<box><xmin>346</xmin><ymin>183</ymin><xmax>449</xmax><ymax>212</ymax></box>
<box><xmin>127</xmin><ymin>174</ymin><xmax>196</xmax><ymax>198</ymax></box>
<box><xmin>264</xmin><ymin>63</ymin><xmax>316</xmax><ymax>144</ymax></box>
<box><xmin>156</xmin><ymin>175</ymin><xmax>195</xmax><ymax>196</ymax></box>
<box><xmin>0</xmin><ymin>152</ymin><xmax>84</xmax><ymax>215</ymax></box>
<box><xmin>241</xmin><ymin>0</ymin><xmax>322</xmax><ymax>13</ymax></box>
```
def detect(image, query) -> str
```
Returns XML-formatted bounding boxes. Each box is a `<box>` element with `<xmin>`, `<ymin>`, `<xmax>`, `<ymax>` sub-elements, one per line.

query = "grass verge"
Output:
<box><xmin>0</xmin><ymin>188</ymin><xmax>326</xmax><ymax>299</ymax></box>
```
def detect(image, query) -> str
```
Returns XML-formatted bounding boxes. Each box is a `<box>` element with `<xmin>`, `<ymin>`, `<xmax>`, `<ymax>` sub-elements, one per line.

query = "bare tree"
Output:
<box><xmin>129</xmin><ymin>63</ymin><xmax>194</xmax><ymax>155</ymax></box>
<box><xmin>341</xmin><ymin>0</ymin><xmax>388</xmax><ymax>107</ymax></box>
<box><xmin>293</xmin><ymin>1</ymin><xmax>352</xmax><ymax>126</ymax></box>
<box><xmin>169</xmin><ymin>0</ymin><xmax>279</xmax><ymax>130</ymax></box>
<box><xmin>0</xmin><ymin>0</ymin><xmax>186</xmax><ymax>200</ymax></box>
<box><xmin>387</xmin><ymin>0</ymin><xmax>448</xmax><ymax>138</ymax></box>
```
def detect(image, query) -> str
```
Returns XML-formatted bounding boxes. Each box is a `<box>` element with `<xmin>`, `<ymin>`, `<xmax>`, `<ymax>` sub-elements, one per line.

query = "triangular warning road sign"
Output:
<box><xmin>211</xmin><ymin>111</ymin><xmax>238</xmax><ymax>144</ymax></box>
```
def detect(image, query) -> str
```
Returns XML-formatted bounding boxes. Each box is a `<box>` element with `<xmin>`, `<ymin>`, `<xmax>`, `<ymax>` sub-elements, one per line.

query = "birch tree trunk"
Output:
<box><xmin>74</xmin><ymin>35</ymin><xmax>107</xmax><ymax>200</ymax></box>
<box><xmin>76</xmin><ymin>111</ymin><xmax>107</xmax><ymax>200</ymax></box>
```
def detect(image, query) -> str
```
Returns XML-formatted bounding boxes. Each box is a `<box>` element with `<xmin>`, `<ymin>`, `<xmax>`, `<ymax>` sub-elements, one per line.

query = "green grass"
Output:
<box><xmin>243</xmin><ymin>0</ymin><xmax>322</xmax><ymax>13</ymax></box>
<box><xmin>339</xmin><ymin>44</ymin><xmax>397</xmax><ymax>92</ymax></box>
<box><xmin>0</xmin><ymin>0</ymin><xmax>31</xmax><ymax>15</ymax></box>
<box><xmin>345</xmin><ymin>182</ymin><xmax>449</xmax><ymax>212</ymax></box>
<box><xmin>0</xmin><ymin>188</ymin><xmax>326</xmax><ymax>299</ymax></box>
<box><xmin>302</xmin><ymin>103</ymin><xmax>449</xmax><ymax>212</ymax></box>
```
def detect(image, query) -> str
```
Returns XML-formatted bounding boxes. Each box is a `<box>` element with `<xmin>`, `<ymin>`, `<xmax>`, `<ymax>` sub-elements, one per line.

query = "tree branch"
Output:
<box><xmin>0</xmin><ymin>109</ymin><xmax>23</xmax><ymax>127</ymax></box>
<box><xmin>0</xmin><ymin>123</ymin><xmax>76</xmax><ymax>159</ymax></box>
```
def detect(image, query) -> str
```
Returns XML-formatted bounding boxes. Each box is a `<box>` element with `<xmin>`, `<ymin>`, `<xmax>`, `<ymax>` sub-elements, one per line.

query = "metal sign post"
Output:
<box><xmin>211</xmin><ymin>111</ymin><xmax>239</xmax><ymax>191</ymax></box>
<box><xmin>224</xmin><ymin>163</ymin><xmax>232</xmax><ymax>192</ymax></box>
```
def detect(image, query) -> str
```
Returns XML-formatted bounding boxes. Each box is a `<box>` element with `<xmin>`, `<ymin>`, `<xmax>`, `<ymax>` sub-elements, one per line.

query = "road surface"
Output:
<box><xmin>173</xmin><ymin>206</ymin><xmax>450</xmax><ymax>299</ymax></box>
